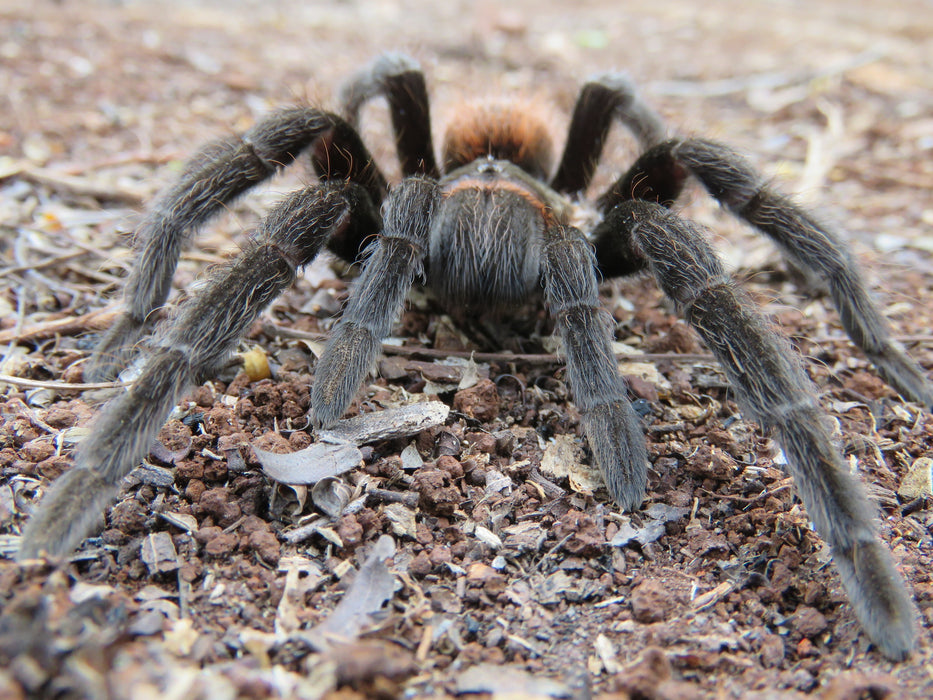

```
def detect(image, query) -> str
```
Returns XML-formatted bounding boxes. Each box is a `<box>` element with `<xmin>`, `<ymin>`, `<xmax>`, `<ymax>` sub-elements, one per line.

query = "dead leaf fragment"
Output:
<box><xmin>539</xmin><ymin>433</ymin><xmax>603</xmax><ymax>492</ymax></box>
<box><xmin>594</xmin><ymin>633</ymin><xmax>621</xmax><ymax>674</ymax></box>
<box><xmin>163</xmin><ymin>617</ymin><xmax>199</xmax><ymax>656</ymax></box>
<box><xmin>160</xmin><ymin>511</ymin><xmax>198</xmax><ymax>533</ymax></box>
<box><xmin>311</xmin><ymin>477</ymin><xmax>352</xmax><ymax>517</ymax></box>
<box><xmin>275</xmin><ymin>557</ymin><xmax>324</xmax><ymax>637</ymax></box>
<box><xmin>311</xmin><ymin>535</ymin><xmax>397</xmax><ymax>645</ymax></box>
<box><xmin>255</xmin><ymin>442</ymin><xmax>362</xmax><ymax>485</ymax></box>
<box><xmin>473</xmin><ymin>525</ymin><xmax>503</xmax><ymax>550</ymax></box>
<box><xmin>456</xmin><ymin>663</ymin><xmax>572</xmax><ymax>698</ymax></box>
<box><xmin>898</xmin><ymin>457</ymin><xmax>933</xmax><ymax>499</ymax></box>
<box><xmin>610</xmin><ymin>504</ymin><xmax>690</xmax><ymax>547</ymax></box>
<box><xmin>140</xmin><ymin>532</ymin><xmax>179</xmax><ymax>575</ymax></box>
<box><xmin>317</xmin><ymin>401</ymin><xmax>450</xmax><ymax>445</ymax></box>
<box><xmin>384</xmin><ymin>503</ymin><xmax>417</xmax><ymax>539</ymax></box>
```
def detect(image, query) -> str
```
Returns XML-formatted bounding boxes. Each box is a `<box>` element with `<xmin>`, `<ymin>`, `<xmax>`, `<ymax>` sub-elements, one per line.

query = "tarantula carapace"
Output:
<box><xmin>18</xmin><ymin>54</ymin><xmax>929</xmax><ymax>660</ymax></box>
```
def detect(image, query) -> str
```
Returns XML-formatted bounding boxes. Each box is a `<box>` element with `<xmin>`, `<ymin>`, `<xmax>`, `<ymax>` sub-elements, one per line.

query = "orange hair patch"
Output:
<box><xmin>442</xmin><ymin>100</ymin><xmax>553</xmax><ymax>179</ymax></box>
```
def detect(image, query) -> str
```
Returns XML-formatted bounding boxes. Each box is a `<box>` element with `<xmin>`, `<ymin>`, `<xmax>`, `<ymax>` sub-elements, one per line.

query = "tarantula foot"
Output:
<box><xmin>867</xmin><ymin>346</ymin><xmax>933</xmax><ymax>411</ymax></box>
<box><xmin>834</xmin><ymin>537</ymin><xmax>917</xmax><ymax>661</ymax></box>
<box><xmin>310</xmin><ymin>323</ymin><xmax>381</xmax><ymax>430</ymax></box>
<box><xmin>18</xmin><ymin>467</ymin><xmax>118</xmax><ymax>561</ymax></box>
<box><xmin>85</xmin><ymin>313</ymin><xmax>149</xmax><ymax>382</ymax></box>
<box><xmin>582</xmin><ymin>402</ymin><xmax>649</xmax><ymax>511</ymax></box>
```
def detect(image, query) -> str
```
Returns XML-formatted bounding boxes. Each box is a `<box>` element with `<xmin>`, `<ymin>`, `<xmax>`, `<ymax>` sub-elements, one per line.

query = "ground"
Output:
<box><xmin>1</xmin><ymin>0</ymin><xmax>932</xmax><ymax>698</ymax></box>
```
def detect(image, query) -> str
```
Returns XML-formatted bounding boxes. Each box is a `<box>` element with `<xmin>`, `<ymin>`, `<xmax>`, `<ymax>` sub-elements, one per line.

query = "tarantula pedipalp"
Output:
<box><xmin>17</xmin><ymin>54</ymin><xmax>928</xmax><ymax>660</ymax></box>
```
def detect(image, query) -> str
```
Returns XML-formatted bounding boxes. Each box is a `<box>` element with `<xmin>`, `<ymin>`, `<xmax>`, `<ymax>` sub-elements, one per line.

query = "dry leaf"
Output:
<box><xmin>275</xmin><ymin>558</ymin><xmax>324</xmax><ymax>637</ymax></box>
<box><xmin>384</xmin><ymin>503</ymin><xmax>417</xmax><ymax>539</ymax></box>
<box><xmin>255</xmin><ymin>442</ymin><xmax>363</xmax><ymax>485</ymax></box>
<box><xmin>312</xmin><ymin>535</ymin><xmax>397</xmax><ymax>645</ymax></box>
<box><xmin>610</xmin><ymin>504</ymin><xmax>690</xmax><ymax>547</ymax></box>
<box><xmin>317</xmin><ymin>401</ymin><xmax>449</xmax><ymax>445</ymax></box>
<box><xmin>311</xmin><ymin>477</ymin><xmax>352</xmax><ymax>517</ymax></box>
<box><xmin>898</xmin><ymin>457</ymin><xmax>933</xmax><ymax>499</ymax></box>
<box><xmin>160</xmin><ymin>511</ymin><xmax>198</xmax><ymax>533</ymax></box>
<box><xmin>140</xmin><ymin>532</ymin><xmax>179</xmax><ymax>575</ymax></box>
<box><xmin>456</xmin><ymin>663</ymin><xmax>572</xmax><ymax>698</ymax></box>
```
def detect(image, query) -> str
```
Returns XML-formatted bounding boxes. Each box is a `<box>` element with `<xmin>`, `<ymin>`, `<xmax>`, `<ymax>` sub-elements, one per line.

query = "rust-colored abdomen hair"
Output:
<box><xmin>442</xmin><ymin>100</ymin><xmax>553</xmax><ymax>179</ymax></box>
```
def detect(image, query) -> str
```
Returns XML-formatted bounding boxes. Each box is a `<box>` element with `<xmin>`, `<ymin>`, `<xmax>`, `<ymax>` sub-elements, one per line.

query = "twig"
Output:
<box><xmin>0</xmin><ymin>374</ymin><xmax>124</xmax><ymax>391</ymax></box>
<box><xmin>10</xmin><ymin>165</ymin><xmax>145</xmax><ymax>207</ymax></box>
<box><xmin>259</xmin><ymin>320</ymin><xmax>716</xmax><ymax>365</ymax></box>
<box><xmin>0</xmin><ymin>251</ymin><xmax>91</xmax><ymax>279</ymax></box>
<box><xmin>8</xmin><ymin>397</ymin><xmax>58</xmax><ymax>434</ymax></box>
<box><xmin>0</xmin><ymin>306</ymin><xmax>119</xmax><ymax>344</ymax></box>
<box><xmin>57</xmin><ymin>148</ymin><xmax>181</xmax><ymax>175</ymax></box>
<box><xmin>808</xmin><ymin>335</ymin><xmax>933</xmax><ymax>345</ymax></box>
<box><xmin>366</xmin><ymin>488</ymin><xmax>420</xmax><ymax>508</ymax></box>
<box><xmin>649</xmin><ymin>49</ymin><xmax>883</xmax><ymax>98</ymax></box>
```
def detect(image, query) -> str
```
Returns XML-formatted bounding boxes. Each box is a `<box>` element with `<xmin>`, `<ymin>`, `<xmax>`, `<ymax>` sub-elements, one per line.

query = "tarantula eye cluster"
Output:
<box><xmin>18</xmin><ymin>53</ymin><xmax>928</xmax><ymax>662</ymax></box>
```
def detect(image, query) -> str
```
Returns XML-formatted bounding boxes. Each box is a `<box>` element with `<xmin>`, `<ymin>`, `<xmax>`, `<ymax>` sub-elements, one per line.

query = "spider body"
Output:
<box><xmin>18</xmin><ymin>54</ymin><xmax>931</xmax><ymax>661</ymax></box>
<box><xmin>430</xmin><ymin>157</ymin><xmax>566</xmax><ymax>308</ymax></box>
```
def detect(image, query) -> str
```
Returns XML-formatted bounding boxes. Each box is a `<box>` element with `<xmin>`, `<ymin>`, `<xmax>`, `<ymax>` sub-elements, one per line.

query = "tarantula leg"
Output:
<box><xmin>19</xmin><ymin>183</ymin><xmax>370</xmax><ymax>561</ymax></box>
<box><xmin>338</xmin><ymin>53</ymin><xmax>439</xmax><ymax>178</ymax></box>
<box><xmin>541</xmin><ymin>222</ymin><xmax>648</xmax><ymax>509</ymax></box>
<box><xmin>675</xmin><ymin>137</ymin><xmax>933</xmax><ymax>408</ymax></box>
<box><xmin>311</xmin><ymin>176</ymin><xmax>440</xmax><ymax>427</ymax></box>
<box><xmin>551</xmin><ymin>74</ymin><xmax>666</xmax><ymax>195</ymax></box>
<box><xmin>612</xmin><ymin>199</ymin><xmax>917</xmax><ymax>660</ymax></box>
<box><xmin>591</xmin><ymin>204</ymin><xmax>651</xmax><ymax>278</ymax></box>
<box><xmin>87</xmin><ymin>108</ymin><xmax>383</xmax><ymax>382</ymax></box>
<box><xmin>596</xmin><ymin>141</ymin><xmax>690</xmax><ymax>212</ymax></box>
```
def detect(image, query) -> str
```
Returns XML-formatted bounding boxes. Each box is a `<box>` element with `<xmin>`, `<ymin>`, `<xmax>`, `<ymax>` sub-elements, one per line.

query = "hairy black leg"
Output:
<box><xmin>591</xmin><ymin>204</ymin><xmax>650</xmax><ymax>279</ymax></box>
<box><xmin>551</xmin><ymin>74</ymin><xmax>666</xmax><ymax>195</ymax></box>
<box><xmin>311</xmin><ymin>176</ymin><xmax>440</xmax><ymax>427</ymax></box>
<box><xmin>541</xmin><ymin>222</ymin><xmax>648</xmax><ymax>509</ymax></box>
<box><xmin>88</xmin><ymin>108</ymin><xmax>382</xmax><ymax>381</ymax></box>
<box><xmin>19</xmin><ymin>183</ymin><xmax>370</xmax><ymax>560</ymax></box>
<box><xmin>609</xmin><ymin>199</ymin><xmax>917</xmax><ymax>660</ymax></box>
<box><xmin>339</xmin><ymin>53</ymin><xmax>439</xmax><ymax>178</ymax></box>
<box><xmin>671</xmin><ymin>138</ymin><xmax>933</xmax><ymax>408</ymax></box>
<box><xmin>596</xmin><ymin>140</ymin><xmax>690</xmax><ymax>212</ymax></box>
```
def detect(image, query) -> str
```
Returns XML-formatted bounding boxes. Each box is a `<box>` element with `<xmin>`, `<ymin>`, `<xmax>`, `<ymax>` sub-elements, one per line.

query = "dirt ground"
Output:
<box><xmin>2</xmin><ymin>0</ymin><xmax>933</xmax><ymax>698</ymax></box>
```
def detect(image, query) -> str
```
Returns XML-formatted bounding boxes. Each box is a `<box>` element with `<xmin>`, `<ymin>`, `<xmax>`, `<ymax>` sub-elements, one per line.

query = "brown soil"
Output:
<box><xmin>2</xmin><ymin>1</ymin><xmax>932</xmax><ymax>698</ymax></box>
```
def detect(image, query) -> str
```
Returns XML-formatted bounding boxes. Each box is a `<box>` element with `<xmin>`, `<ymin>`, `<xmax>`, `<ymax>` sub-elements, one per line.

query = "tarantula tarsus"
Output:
<box><xmin>18</xmin><ymin>54</ymin><xmax>929</xmax><ymax>660</ymax></box>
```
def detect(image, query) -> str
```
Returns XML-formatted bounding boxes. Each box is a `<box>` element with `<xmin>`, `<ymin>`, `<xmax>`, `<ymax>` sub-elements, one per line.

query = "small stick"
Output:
<box><xmin>0</xmin><ymin>374</ymin><xmax>124</xmax><ymax>391</ymax></box>
<box><xmin>0</xmin><ymin>306</ymin><xmax>119</xmax><ymax>344</ymax></box>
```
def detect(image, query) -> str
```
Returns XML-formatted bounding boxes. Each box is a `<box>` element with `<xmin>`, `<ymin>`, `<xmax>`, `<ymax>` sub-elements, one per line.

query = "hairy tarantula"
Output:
<box><xmin>17</xmin><ymin>54</ymin><xmax>930</xmax><ymax>660</ymax></box>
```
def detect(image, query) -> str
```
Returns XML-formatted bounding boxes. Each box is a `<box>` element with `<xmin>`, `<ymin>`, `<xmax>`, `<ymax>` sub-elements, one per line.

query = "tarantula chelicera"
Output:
<box><xmin>18</xmin><ymin>54</ymin><xmax>929</xmax><ymax>660</ymax></box>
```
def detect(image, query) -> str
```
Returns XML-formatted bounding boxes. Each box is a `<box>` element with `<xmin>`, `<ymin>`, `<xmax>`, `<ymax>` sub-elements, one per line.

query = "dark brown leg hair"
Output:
<box><xmin>596</xmin><ymin>140</ymin><xmax>690</xmax><ymax>212</ymax></box>
<box><xmin>541</xmin><ymin>221</ymin><xmax>648</xmax><ymax>510</ymax></box>
<box><xmin>669</xmin><ymin>138</ymin><xmax>933</xmax><ymax>408</ymax></box>
<box><xmin>19</xmin><ymin>183</ymin><xmax>371</xmax><ymax>560</ymax></box>
<box><xmin>311</xmin><ymin>176</ymin><xmax>440</xmax><ymax>427</ymax></box>
<box><xmin>339</xmin><ymin>53</ymin><xmax>439</xmax><ymax>178</ymax></box>
<box><xmin>605</xmin><ymin>199</ymin><xmax>917</xmax><ymax>661</ymax></box>
<box><xmin>551</xmin><ymin>74</ymin><xmax>666</xmax><ymax>195</ymax></box>
<box><xmin>87</xmin><ymin>108</ymin><xmax>384</xmax><ymax>381</ymax></box>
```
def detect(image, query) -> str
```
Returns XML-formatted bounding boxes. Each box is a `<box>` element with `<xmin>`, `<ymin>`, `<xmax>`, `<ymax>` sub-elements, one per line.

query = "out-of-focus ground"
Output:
<box><xmin>1</xmin><ymin>1</ymin><xmax>932</xmax><ymax>698</ymax></box>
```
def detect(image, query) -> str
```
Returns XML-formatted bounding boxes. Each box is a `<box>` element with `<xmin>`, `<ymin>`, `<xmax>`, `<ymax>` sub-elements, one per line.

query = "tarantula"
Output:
<box><xmin>18</xmin><ymin>54</ymin><xmax>929</xmax><ymax>660</ymax></box>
